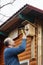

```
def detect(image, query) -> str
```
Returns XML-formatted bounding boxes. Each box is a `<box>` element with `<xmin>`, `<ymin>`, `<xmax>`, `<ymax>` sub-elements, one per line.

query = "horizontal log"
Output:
<box><xmin>19</xmin><ymin>55</ymin><xmax>31</xmax><ymax>61</ymax></box>
<box><xmin>18</xmin><ymin>51</ymin><xmax>31</xmax><ymax>57</ymax></box>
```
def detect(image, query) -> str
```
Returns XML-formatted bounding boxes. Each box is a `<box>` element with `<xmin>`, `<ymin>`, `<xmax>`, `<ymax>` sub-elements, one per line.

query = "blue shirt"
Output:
<box><xmin>4</xmin><ymin>39</ymin><xmax>26</xmax><ymax>65</ymax></box>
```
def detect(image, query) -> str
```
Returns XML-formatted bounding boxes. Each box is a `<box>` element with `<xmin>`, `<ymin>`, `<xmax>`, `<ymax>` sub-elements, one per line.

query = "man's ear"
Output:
<box><xmin>4</xmin><ymin>41</ymin><xmax>9</xmax><ymax>46</ymax></box>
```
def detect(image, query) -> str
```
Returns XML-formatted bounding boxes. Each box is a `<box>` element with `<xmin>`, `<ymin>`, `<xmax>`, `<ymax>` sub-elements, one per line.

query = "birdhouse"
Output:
<box><xmin>24</xmin><ymin>24</ymin><xmax>35</xmax><ymax>36</ymax></box>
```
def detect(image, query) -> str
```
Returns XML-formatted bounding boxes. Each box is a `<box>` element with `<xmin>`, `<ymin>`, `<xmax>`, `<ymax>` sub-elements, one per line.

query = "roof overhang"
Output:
<box><xmin>0</xmin><ymin>4</ymin><xmax>43</xmax><ymax>32</ymax></box>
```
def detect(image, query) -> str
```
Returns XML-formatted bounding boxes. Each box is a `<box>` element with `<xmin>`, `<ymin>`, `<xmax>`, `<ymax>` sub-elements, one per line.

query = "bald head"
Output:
<box><xmin>4</xmin><ymin>37</ymin><xmax>15</xmax><ymax>47</ymax></box>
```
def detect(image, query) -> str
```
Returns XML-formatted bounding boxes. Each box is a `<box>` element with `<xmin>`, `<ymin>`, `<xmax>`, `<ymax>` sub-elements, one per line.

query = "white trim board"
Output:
<box><xmin>20</xmin><ymin>59</ymin><xmax>29</xmax><ymax>65</ymax></box>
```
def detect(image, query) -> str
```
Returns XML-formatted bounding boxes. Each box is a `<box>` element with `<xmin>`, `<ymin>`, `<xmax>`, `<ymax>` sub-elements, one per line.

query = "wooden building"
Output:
<box><xmin>0</xmin><ymin>4</ymin><xmax>43</xmax><ymax>65</ymax></box>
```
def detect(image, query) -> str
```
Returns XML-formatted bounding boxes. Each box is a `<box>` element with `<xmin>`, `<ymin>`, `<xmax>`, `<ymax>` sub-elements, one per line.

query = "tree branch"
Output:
<box><xmin>0</xmin><ymin>0</ymin><xmax>15</xmax><ymax>9</ymax></box>
<box><xmin>0</xmin><ymin>13</ymin><xmax>9</xmax><ymax>17</ymax></box>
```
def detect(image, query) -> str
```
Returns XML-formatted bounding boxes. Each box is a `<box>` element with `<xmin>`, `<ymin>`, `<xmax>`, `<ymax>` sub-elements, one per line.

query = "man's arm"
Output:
<box><xmin>4</xmin><ymin>30</ymin><xmax>26</xmax><ymax>56</ymax></box>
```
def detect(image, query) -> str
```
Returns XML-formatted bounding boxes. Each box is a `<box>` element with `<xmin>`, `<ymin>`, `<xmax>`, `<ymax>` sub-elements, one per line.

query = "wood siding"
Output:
<box><xmin>0</xmin><ymin>42</ymin><xmax>5</xmax><ymax>65</ymax></box>
<box><xmin>15</xmin><ymin>35</ymin><xmax>32</xmax><ymax>60</ymax></box>
<box><xmin>14</xmin><ymin>34</ymin><xmax>37</xmax><ymax>65</ymax></box>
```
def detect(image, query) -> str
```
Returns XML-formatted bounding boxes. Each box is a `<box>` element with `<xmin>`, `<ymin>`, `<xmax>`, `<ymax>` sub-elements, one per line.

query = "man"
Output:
<box><xmin>4</xmin><ymin>30</ymin><xmax>26</xmax><ymax>65</ymax></box>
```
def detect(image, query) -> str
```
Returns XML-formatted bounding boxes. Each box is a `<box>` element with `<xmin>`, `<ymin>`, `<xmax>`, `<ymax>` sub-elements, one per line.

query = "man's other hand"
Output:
<box><xmin>21</xmin><ymin>29</ymin><xmax>26</xmax><ymax>39</ymax></box>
